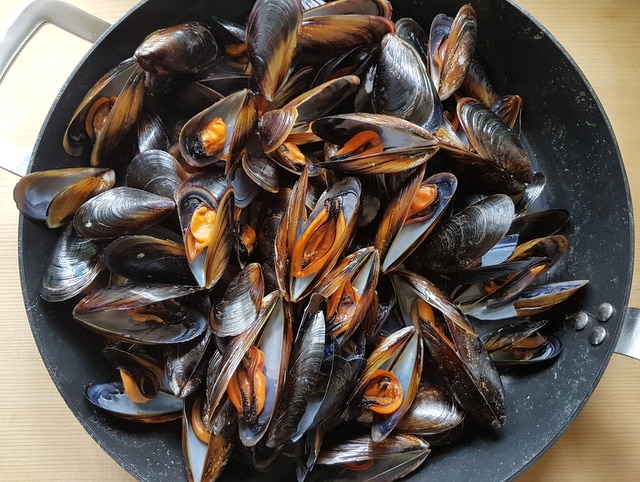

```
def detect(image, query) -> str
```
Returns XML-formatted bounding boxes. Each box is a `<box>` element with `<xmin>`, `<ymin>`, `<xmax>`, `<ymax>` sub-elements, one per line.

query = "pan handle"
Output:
<box><xmin>614</xmin><ymin>307</ymin><xmax>640</xmax><ymax>361</ymax></box>
<box><xmin>0</xmin><ymin>0</ymin><xmax>110</xmax><ymax>176</ymax></box>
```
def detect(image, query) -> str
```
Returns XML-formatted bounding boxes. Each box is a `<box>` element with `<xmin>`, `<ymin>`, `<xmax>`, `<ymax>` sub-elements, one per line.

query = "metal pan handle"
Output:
<box><xmin>615</xmin><ymin>307</ymin><xmax>640</xmax><ymax>360</ymax></box>
<box><xmin>0</xmin><ymin>0</ymin><xmax>109</xmax><ymax>176</ymax></box>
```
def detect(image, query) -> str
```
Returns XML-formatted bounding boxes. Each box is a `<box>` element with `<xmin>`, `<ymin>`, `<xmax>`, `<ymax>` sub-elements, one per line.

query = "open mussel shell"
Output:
<box><xmin>179</xmin><ymin>88</ymin><xmax>257</xmax><ymax>168</ymax></box>
<box><xmin>206</xmin><ymin>291</ymin><xmax>292</xmax><ymax>448</ymax></box>
<box><xmin>307</xmin><ymin>432</ymin><xmax>430</xmax><ymax>482</ymax></box>
<box><xmin>376</xmin><ymin>169</ymin><xmax>458</xmax><ymax>273</ymax></box>
<box><xmin>86</xmin><ymin>382</ymin><xmax>183</xmax><ymax>423</ymax></box>
<box><xmin>312</xmin><ymin>112</ymin><xmax>439</xmax><ymax>174</ymax></box>
<box><xmin>480</xmin><ymin>320</ymin><xmax>563</xmax><ymax>366</ymax></box>
<box><xmin>413</xmin><ymin>193</ymin><xmax>515</xmax><ymax>273</ymax></box>
<box><xmin>72</xmin><ymin>283</ymin><xmax>207</xmax><ymax>345</ymax></box>
<box><xmin>13</xmin><ymin>167</ymin><xmax>115</xmax><ymax>228</ymax></box>
<box><xmin>313</xmin><ymin>246</ymin><xmax>380</xmax><ymax>345</ymax></box>
<box><xmin>235</xmin><ymin>292</ymin><xmax>293</xmax><ymax>447</ymax></box>
<box><xmin>182</xmin><ymin>396</ymin><xmax>236</xmax><ymax>482</ymax></box>
<box><xmin>103</xmin><ymin>345</ymin><xmax>165</xmax><ymax>403</ymax></box>
<box><xmin>259</xmin><ymin>74</ymin><xmax>361</xmax><ymax>152</ymax></box>
<box><xmin>73</xmin><ymin>186</ymin><xmax>176</xmax><ymax>240</ymax></box>
<box><xmin>103</xmin><ymin>234</ymin><xmax>196</xmax><ymax>285</ymax></box>
<box><xmin>277</xmin><ymin>172</ymin><xmax>361</xmax><ymax>302</ymax></box>
<box><xmin>63</xmin><ymin>57</ymin><xmax>138</xmax><ymax>157</ymax></box>
<box><xmin>134</xmin><ymin>22</ymin><xmax>219</xmax><ymax>76</ymax></box>
<box><xmin>41</xmin><ymin>224</ymin><xmax>104</xmax><ymax>302</ymax></box>
<box><xmin>392</xmin><ymin>269</ymin><xmax>506</xmax><ymax>428</ymax></box>
<box><xmin>90</xmin><ymin>64</ymin><xmax>147</xmax><ymax>168</ymax></box>
<box><xmin>175</xmin><ymin>183</ymin><xmax>235</xmax><ymax>289</ymax></box>
<box><xmin>349</xmin><ymin>325</ymin><xmax>423</xmax><ymax>442</ymax></box>
<box><xmin>246</xmin><ymin>0</ymin><xmax>302</xmax><ymax>102</ymax></box>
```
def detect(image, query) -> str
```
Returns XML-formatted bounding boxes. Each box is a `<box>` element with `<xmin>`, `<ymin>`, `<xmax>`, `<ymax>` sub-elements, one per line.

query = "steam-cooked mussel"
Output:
<box><xmin>72</xmin><ymin>282</ymin><xmax>207</xmax><ymax>345</ymax></box>
<box><xmin>125</xmin><ymin>149</ymin><xmax>186</xmax><ymax>199</ymax></box>
<box><xmin>371</xmin><ymin>32</ymin><xmax>439</xmax><ymax>128</ymax></box>
<box><xmin>348</xmin><ymin>325</ymin><xmax>423</xmax><ymax>442</ymax></box>
<box><xmin>86</xmin><ymin>382</ymin><xmax>184</xmax><ymax>423</ymax></box>
<box><xmin>258</xmin><ymin>74</ymin><xmax>361</xmax><ymax>154</ymax></box>
<box><xmin>175</xmin><ymin>182</ymin><xmax>234</xmax><ymax>289</ymax></box>
<box><xmin>302</xmin><ymin>0</ymin><xmax>392</xmax><ymax>18</ymax></box>
<box><xmin>297</xmin><ymin>14</ymin><xmax>394</xmax><ymax>65</ymax></box>
<box><xmin>90</xmin><ymin>64</ymin><xmax>146</xmax><ymax>168</ymax></box>
<box><xmin>41</xmin><ymin>224</ymin><xmax>104</xmax><ymax>302</ymax></box>
<box><xmin>102</xmin><ymin>345</ymin><xmax>165</xmax><ymax>403</ymax></box>
<box><xmin>211</xmin><ymin>262</ymin><xmax>264</xmax><ymax>337</ymax></box>
<box><xmin>392</xmin><ymin>270</ymin><xmax>506</xmax><ymax>428</ymax></box>
<box><xmin>63</xmin><ymin>57</ymin><xmax>138</xmax><ymax>157</ymax></box>
<box><xmin>412</xmin><ymin>193</ymin><xmax>514</xmax><ymax>273</ymax></box>
<box><xmin>246</xmin><ymin>0</ymin><xmax>302</xmax><ymax>103</ymax></box>
<box><xmin>265</xmin><ymin>294</ymin><xmax>326</xmax><ymax>448</ymax></box>
<box><xmin>312</xmin><ymin>113</ymin><xmax>439</xmax><ymax>174</ymax></box>
<box><xmin>73</xmin><ymin>186</ymin><xmax>176</xmax><ymax>240</ymax></box>
<box><xmin>394</xmin><ymin>381</ymin><xmax>465</xmax><ymax>444</ymax></box>
<box><xmin>313</xmin><ymin>246</ymin><xmax>380</xmax><ymax>345</ymax></box>
<box><xmin>179</xmin><ymin>88</ymin><xmax>258</xmax><ymax>169</ymax></box>
<box><xmin>480</xmin><ymin>319</ymin><xmax>563</xmax><ymax>366</ymax></box>
<box><xmin>206</xmin><ymin>291</ymin><xmax>292</xmax><ymax>447</ymax></box>
<box><xmin>376</xmin><ymin>168</ymin><xmax>457</xmax><ymax>273</ymax></box>
<box><xmin>13</xmin><ymin>167</ymin><xmax>115</xmax><ymax>228</ymax></box>
<box><xmin>134</xmin><ymin>22</ymin><xmax>219</xmax><ymax>76</ymax></box>
<box><xmin>307</xmin><ymin>432</ymin><xmax>430</xmax><ymax>482</ymax></box>
<box><xmin>275</xmin><ymin>170</ymin><xmax>361</xmax><ymax>302</ymax></box>
<box><xmin>182</xmin><ymin>395</ymin><xmax>236</xmax><ymax>482</ymax></box>
<box><xmin>103</xmin><ymin>234</ymin><xmax>196</xmax><ymax>285</ymax></box>
<box><xmin>456</xmin><ymin>97</ymin><xmax>534</xmax><ymax>185</ymax></box>
<box><xmin>428</xmin><ymin>4</ymin><xmax>477</xmax><ymax>101</ymax></box>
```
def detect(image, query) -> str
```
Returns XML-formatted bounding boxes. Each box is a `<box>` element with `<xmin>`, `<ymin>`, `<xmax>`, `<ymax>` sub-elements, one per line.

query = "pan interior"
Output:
<box><xmin>17</xmin><ymin>1</ymin><xmax>633</xmax><ymax>481</ymax></box>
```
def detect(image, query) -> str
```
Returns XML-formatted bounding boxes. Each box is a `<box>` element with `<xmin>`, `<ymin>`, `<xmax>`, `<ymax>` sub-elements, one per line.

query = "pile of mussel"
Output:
<box><xmin>13</xmin><ymin>1</ymin><xmax>588</xmax><ymax>481</ymax></box>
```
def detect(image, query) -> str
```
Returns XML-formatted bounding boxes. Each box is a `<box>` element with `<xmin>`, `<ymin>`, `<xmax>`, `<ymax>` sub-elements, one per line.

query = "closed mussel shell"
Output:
<box><xmin>372</xmin><ymin>33</ymin><xmax>437</xmax><ymax>128</ymax></box>
<box><xmin>41</xmin><ymin>223</ymin><xmax>105</xmax><ymax>302</ymax></box>
<box><xmin>125</xmin><ymin>149</ymin><xmax>186</xmax><ymax>199</ymax></box>
<box><xmin>211</xmin><ymin>263</ymin><xmax>264</xmax><ymax>337</ymax></box>
<box><xmin>103</xmin><ymin>234</ymin><xmax>196</xmax><ymax>285</ymax></box>
<box><xmin>134</xmin><ymin>22</ymin><xmax>218</xmax><ymax>76</ymax></box>
<box><xmin>414</xmin><ymin>193</ymin><xmax>515</xmax><ymax>273</ymax></box>
<box><xmin>73</xmin><ymin>186</ymin><xmax>176</xmax><ymax>240</ymax></box>
<box><xmin>395</xmin><ymin>382</ymin><xmax>465</xmax><ymax>442</ymax></box>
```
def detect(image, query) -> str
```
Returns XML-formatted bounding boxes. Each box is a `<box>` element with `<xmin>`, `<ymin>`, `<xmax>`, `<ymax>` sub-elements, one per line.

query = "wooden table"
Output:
<box><xmin>0</xmin><ymin>0</ymin><xmax>639</xmax><ymax>480</ymax></box>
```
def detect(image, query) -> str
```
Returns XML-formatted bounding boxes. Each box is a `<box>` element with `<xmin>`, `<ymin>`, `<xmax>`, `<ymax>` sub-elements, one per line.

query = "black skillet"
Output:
<box><xmin>9</xmin><ymin>0</ymin><xmax>636</xmax><ymax>480</ymax></box>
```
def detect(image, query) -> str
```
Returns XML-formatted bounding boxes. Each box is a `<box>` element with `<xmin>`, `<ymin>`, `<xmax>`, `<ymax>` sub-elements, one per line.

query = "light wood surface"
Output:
<box><xmin>0</xmin><ymin>0</ymin><xmax>639</xmax><ymax>480</ymax></box>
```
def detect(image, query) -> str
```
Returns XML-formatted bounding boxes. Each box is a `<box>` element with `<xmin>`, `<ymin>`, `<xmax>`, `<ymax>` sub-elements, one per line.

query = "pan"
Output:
<box><xmin>1</xmin><ymin>0</ymin><xmax>639</xmax><ymax>480</ymax></box>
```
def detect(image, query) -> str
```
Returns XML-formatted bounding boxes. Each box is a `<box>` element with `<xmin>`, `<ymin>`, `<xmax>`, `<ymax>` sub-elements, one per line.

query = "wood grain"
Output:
<box><xmin>0</xmin><ymin>0</ymin><xmax>638</xmax><ymax>480</ymax></box>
